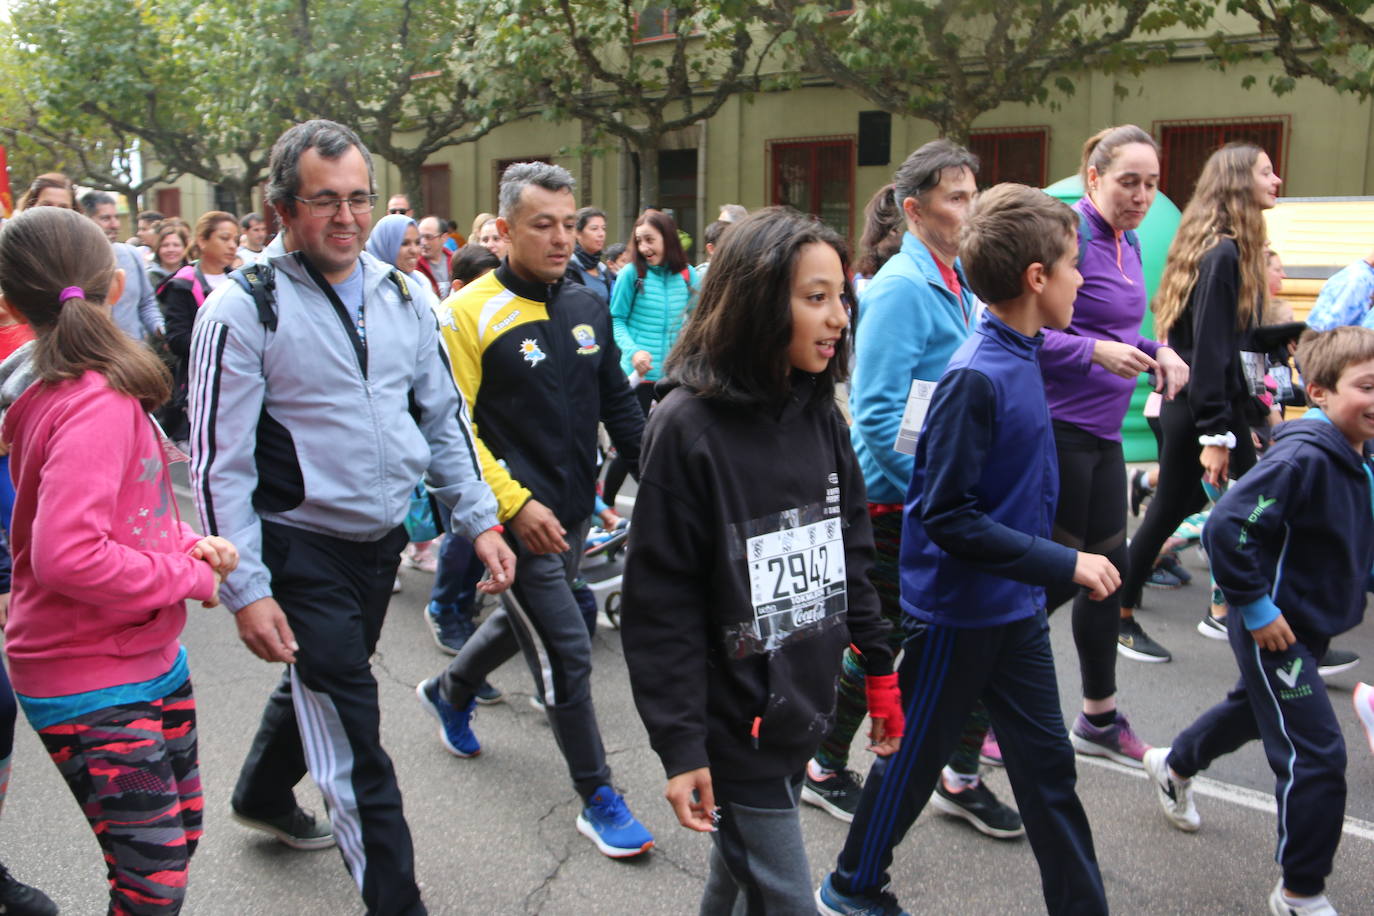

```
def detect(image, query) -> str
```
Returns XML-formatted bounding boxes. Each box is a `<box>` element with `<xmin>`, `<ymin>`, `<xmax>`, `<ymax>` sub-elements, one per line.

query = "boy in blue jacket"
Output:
<box><xmin>1144</xmin><ymin>325</ymin><xmax>1374</xmax><ymax>916</ymax></box>
<box><xmin>817</xmin><ymin>183</ymin><xmax>1117</xmax><ymax>916</ymax></box>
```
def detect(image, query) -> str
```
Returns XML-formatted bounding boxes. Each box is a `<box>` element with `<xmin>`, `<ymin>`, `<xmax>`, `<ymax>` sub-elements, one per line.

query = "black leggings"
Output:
<box><xmin>601</xmin><ymin>381</ymin><xmax>655</xmax><ymax>506</ymax></box>
<box><xmin>1122</xmin><ymin>396</ymin><xmax>1255</xmax><ymax>609</ymax></box>
<box><xmin>1044</xmin><ymin>421</ymin><xmax>1127</xmax><ymax>702</ymax></box>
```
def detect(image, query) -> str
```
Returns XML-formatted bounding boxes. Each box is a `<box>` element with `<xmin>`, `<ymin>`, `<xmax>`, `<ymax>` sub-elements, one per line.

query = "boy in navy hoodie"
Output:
<box><xmin>817</xmin><ymin>183</ymin><xmax>1117</xmax><ymax>916</ymax></box>
<box><xmin>1144</xmin><ymin>325</ymin><xmax>1374</xmax><ymax>916</ymax></box>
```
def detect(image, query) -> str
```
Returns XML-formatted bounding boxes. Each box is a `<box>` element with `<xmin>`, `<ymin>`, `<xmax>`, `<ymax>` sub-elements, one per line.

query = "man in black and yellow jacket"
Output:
<box><xmin>415</xmin><ymin>162</ymin><xmax>653</xmax><ymax>858</ymax></box>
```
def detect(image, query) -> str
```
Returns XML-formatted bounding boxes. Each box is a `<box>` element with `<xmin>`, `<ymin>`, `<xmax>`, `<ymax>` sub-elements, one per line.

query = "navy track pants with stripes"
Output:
<box><xmin>832</xmin><ymin>610</ymin><xmax>1107</xmax><ymax>915</ymax></box>
<box><xmin>1167</xmin><ymin>618</ymin><xmax>1345</xmax><ymax>898</ymax></box>
<box><xmin>232</xmin><ymin>521</ymin><xmax>424</xmax><ymax>916</ymax></box>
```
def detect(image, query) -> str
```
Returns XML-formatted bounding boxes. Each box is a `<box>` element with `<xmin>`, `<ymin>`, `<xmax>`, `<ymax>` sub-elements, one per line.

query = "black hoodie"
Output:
<box><xmin>621</xmin><ymin>376</ymin><xmax>894</xmax><ymax>781</ymax></box>
<box><xmin>1202</xmin><ymin>413</ymin><xmax>1374</xmax><ymax>639</ymax></box>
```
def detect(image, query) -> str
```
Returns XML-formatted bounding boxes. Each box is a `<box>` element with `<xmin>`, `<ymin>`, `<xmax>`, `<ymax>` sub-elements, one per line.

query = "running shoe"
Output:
<box><xmin>801</xmin><ymin>766</ymin><xmax>864</xmax><ymax>823</ymax></box>
<box><xmin>231</xmin><ymin>805</ymin><xmax>336</xmax><ymax>850</ymax></box>
<box><xmin>1130</xmin><ymin>468</ymin><xmax>1154</xmax><ymax>517</ymax></box>
<box><xmin>1353</xmin><ymin>682</ymin><xmax>1374</xmax><ymax>756</ymax></box>
<box><xmin>473</xmin><ymin>680</ymin><xmax>504</xmax><ymax>704</ymax></box>
<box><xmin>1070</xmin><ymin>710</ymin><xmax>1150</xmax><ymax>767</ymax></box>
<box><xmin>576</xmin><ymin>785</ymin><xmax>654</xmax><ymax>858</ymax></box>
<box><xmin>1267</xmin><ymin>880</ymin><xmax>1337</xmax><ymax>916</ymax></box>
<box><xmin>392</xmin><ymin>574</ymin><xmax>403</xmax><ymax>594</ymax></box>
<box><xmin>1158</xmin><ymin>553</ymin><xmax>1193</xmax><ymax>585</ymax></box>
<box><xmin>1118</xmin><ymin>617</ymin><xmax>1172</xmax><ymax>663</ymax></box>
<box><xmin>0</xmin><ymin>862</ymin><xmax>58</xmax><ymax>916</ymax></box>
<box><xmin>816</xmin><ymin>874</ymin><xmax>910</xmax><ymax>916</ymax></box>
<box><xmin>1197</xmin><ymin>611</ymin><xmax>1228</xmax><ymax>640</ymax></box>
<box><xmin>401</xmin><ymin>540</ymin><xmax>439</xmax><ymax>573</ymax></box>
<box><xmin>979</xmin><ymin>729</ymin><xmax>1004</xmax><ymax>767</ymax></box>
<box><xmin>1144</xmin><ymin>564</ymin><xmax>1184</xmax><ymax>589</ymax></box>
<box><xmin>930</xmin><ymin>780</ymin><xmax>1024</xmax><ymax>839</ymax></box>
<box><xmin>425</xmin><ymin>602</ymin><xmax>475</xmax><ymax>655</ymax></box>
<box><xmin>1142</xmin><ymin>747</ymin><xmax>1199</xmax><ymax>832</ymax></box>
<box><xmin>416</xmin><ymin>677</ymin><xmax>481</xmax><ymax>757</ymax></box>
<box><xmin>1317</xmin><ymin>647</ymin><xmax>1360</xmax><ymax>678</ymax></box>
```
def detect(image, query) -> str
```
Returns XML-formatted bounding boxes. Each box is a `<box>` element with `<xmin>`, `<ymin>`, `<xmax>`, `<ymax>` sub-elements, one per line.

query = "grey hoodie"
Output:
<box><xmin>188</xmin><ymin>243</ymin><xmax>498</xmax><ymax>612</ymax></box>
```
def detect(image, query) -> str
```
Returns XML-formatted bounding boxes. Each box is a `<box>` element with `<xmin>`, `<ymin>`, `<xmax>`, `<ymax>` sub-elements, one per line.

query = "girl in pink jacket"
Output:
<box><xmin>0</xmin><ymin>207</ymin><xmax>236</xmax><ymax>916</ymax></box>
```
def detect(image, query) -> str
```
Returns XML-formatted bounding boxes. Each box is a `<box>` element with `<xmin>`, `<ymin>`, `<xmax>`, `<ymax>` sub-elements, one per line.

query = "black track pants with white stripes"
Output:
<box><xmin>232</xmin><ymin>521</ymin><xmax>424</xmax><ymax>916</ymax></box>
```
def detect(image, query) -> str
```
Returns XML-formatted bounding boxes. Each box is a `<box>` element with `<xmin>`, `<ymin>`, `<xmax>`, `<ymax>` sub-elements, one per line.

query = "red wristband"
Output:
<box><xmin>865</xmin><ymin>673</ymin><xmax>905</xmax><ymax>739</ymax></box>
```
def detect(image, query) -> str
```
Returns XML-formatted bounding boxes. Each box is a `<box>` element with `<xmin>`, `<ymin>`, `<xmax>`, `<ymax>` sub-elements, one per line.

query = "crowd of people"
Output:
<box><xmin>0</xmin><ymin>119</ymin><xmax>1370</xmax><ymax>916</ymax></box>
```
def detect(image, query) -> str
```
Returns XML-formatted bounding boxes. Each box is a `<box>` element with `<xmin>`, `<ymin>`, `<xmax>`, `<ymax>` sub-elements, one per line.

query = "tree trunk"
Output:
<box><xmin>397</xmin><ymin>159</ymin><xmax>425</xmax><ymax>218</ymax></box>
<box><xmin>122</xmin><ymin>190</ymin><xmax>141</xmax><ymax>224</ymax></box>
<box><xmin>235</xmin><ymin>185</ymin><xmax>255</xmax><ymax>220</ymax></box>
<box><xmin>635</xmin><ymin>134</ymin><xmax>660</xmax><ymax>213</ymax></box>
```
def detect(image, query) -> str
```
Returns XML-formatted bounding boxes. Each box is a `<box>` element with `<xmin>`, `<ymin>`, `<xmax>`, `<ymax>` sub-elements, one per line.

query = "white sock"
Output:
<box><xmin>1282</xmin><ymin>890</ymin><xmax>1328</xmax><ymax>908</ymax></box>
<box><xmin>808</xmin><ymin>759</ymin><xmax>834</xmax><ymax>780</ymax></box>
<box><xmin>942</xmin><ymin>765</ymin><xmax>979</xmax><ymax>791</ymax></box>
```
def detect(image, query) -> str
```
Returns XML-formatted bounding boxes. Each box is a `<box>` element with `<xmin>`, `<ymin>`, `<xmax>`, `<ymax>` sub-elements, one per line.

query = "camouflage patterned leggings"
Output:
<box><xmin>38</xmin><ymin>678</ymin><xmax>202</xmax><ymax>916</ymax></box>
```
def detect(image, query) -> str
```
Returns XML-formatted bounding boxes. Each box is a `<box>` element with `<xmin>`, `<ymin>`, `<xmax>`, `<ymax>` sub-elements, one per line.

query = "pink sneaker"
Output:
<box><xmin>979</xmin><ymin>729</ymin><xmax>1003</xmax><ymax>767</ymax></box>
<box><xmin>1354</xmin><ymin>682</ymin><xmax>1374</xmax><ymax>757</ymax></box>
<box><xmin>1070</xmin><ymin>710</ymin><xmax>1151</xmax><ymax>767</ymax></box>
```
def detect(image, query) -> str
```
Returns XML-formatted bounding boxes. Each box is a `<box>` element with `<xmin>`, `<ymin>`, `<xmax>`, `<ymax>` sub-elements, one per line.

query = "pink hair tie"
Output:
<box><xmin>58</xmin><ymin>286</ymin><xmax>85</xmax><ymax>303</ymax></box>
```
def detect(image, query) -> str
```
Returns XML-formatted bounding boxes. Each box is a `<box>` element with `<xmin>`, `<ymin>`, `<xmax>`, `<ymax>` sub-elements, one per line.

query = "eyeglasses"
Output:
<box><xmin>293</xmin><ymin>194</ymin><xmax>378</xmax><ymax>217</ymax></box>
<box><xmin>388</xmin><ymin>208</ymin><xmax>411</xmax><ymax>215</ymax></box>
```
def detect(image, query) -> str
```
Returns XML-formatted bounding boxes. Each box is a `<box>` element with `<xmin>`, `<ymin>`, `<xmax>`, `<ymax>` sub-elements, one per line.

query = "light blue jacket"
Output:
<box><xmin>609</xmin><ymin>263</ymin><xmax>696</xmax><ymax>380</ymax></box>
<box><xmin>850</xmin><ymin>232</ymin><xmax>979</xmax><ymax>504</ymax></box>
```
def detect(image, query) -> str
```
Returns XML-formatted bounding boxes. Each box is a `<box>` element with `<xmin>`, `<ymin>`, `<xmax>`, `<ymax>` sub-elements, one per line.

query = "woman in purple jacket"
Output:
<box><xmin>1039</xmin><ymin>126</ymin><xmax>1189</xmax><ymax>766</ymax></box>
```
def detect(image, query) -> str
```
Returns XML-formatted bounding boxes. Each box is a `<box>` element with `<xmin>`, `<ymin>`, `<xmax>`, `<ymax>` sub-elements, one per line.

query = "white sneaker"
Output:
<box><xmin>1268</xmin><ymin>880</ymin><xmax>1337</xmax><ymax>915</ymax></box>
<box><xmin>1354</xmin><ymin>682</ymin><xmax>1374</xmax><ymax>756</ymax></box>
<box><xmin>1143</xmin><ymin>747</ymin><xmax>1199</xmax><ymax>832</ymax></box>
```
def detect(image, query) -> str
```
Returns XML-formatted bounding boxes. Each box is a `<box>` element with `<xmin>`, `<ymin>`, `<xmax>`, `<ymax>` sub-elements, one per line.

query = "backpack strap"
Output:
<box><xmin>1076</xmin><ymin>210</ymin><xmax>1093</xmax><ymax>270</ymax></box>
<box><xmin>231</xmin><ymin>262</ymin><xmax>278</xmax><ymax>332</ymax></box>
<box><xmin>387</xmin><ymin>269</ymin><xmax>414</xmax><ymax>307</ymax></box>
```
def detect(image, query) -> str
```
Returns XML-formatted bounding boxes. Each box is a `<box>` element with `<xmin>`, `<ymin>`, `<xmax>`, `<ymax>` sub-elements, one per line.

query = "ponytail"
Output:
<box><xmin>0</xmin><ymin>207</ymin><xmax>171</xmax><ymax>411</ymax></box>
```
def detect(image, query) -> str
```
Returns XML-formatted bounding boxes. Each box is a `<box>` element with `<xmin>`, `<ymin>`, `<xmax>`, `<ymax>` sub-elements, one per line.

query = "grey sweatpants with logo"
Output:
<box><xmin>437</xmin><ymin>522</ymin><xmax>613</xmax><ymax>800</ymax></box>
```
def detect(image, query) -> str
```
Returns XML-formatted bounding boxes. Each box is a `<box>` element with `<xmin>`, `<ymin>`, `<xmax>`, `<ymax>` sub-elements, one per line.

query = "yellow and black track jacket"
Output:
<box><xmin>439</xmin><ymin>263</ymin><xmax>645</xmax><ymax>528</ymax></box>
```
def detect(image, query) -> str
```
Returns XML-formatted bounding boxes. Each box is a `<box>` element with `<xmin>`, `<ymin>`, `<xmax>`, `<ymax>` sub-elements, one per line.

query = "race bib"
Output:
<box><xmin>725</xmin><ymin>503</ymin><xmax>848</xmax><ymax>656</ymax></box>
<box><xmin>894</xmin><ymin>378</ymin><xmax>937</xmax><ymax>456</ymax></box>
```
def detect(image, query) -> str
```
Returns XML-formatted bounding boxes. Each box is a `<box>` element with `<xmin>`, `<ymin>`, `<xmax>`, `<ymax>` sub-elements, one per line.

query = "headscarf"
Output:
<box><xmin>365</xmin><ymin>213</ymin><xmax>417</xmax><ymax>267</ymax></box>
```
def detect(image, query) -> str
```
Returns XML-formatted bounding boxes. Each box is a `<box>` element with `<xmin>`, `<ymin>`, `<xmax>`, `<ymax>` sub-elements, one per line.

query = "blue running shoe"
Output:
<box><xmin>815</xmin><ymin>874</ymin><xmax>909</xmax><ymax>916</ymax></box>
<box><xmin>415</xmin><ymin>677</ymin><xmax>480</xmax><ymax>757</ymax></box>
<box><xmin>575</xmin><ymin>785</ymin><xmax>653</xmax><ymax>858</ymax></box>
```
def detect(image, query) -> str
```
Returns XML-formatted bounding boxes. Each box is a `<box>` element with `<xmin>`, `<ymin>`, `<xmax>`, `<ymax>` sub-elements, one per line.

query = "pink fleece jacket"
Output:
<box><xmin>2</xmin><ymin>370</ymin><xmax>216</xmax><ymax>697</ymax></box>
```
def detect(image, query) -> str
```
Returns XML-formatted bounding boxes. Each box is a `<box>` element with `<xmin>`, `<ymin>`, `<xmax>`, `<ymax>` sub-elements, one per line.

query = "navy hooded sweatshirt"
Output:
<box><xmin>1202</xmin><ymin>412</ymin><xmax>1374</xmax><ymax>638</ymax></box>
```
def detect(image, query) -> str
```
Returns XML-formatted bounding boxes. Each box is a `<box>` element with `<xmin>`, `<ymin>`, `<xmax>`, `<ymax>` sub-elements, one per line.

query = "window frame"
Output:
<box><xmin>1153</xmin><ymin>115</ymin><xmax>1291</xmax><ymax>203</ymax></box>
<box><xmin>766</xmin><ymin>134</ymin><xmax>857</xmax><ymax>243</ymax></box>
<box><xmin>967</xmin><ymin>126</ymin><xmax>1050</xmax><ymax>189</ymax></box>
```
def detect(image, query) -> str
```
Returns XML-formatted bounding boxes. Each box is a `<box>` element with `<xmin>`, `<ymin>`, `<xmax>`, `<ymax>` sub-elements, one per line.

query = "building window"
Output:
<box><xmin>1155</xmin><ymin>116</ymin><xmax>1288</xmax><ymax>207</ymax></box>
<box><xmin>635</xmin><ymin>6</ymin><xmax>678</xmax><ymax>41</ymax></box>
<box><xmin>768</xmin><ymin>136</ymin><xmax>855</xmax><ymax>241</ymax></box>
<box><xmin>421</xmin><ymin>164</ymin><xmax>451</xmax><ymax>221</ymax></box>
<box><xmin>968</xmin><ymin>128</ymin><xmax>1049</xmax><ymax>189</ymax></box>
<box><xmin>212</xmin><ymin>184</ymin><xmax>238</xmax><ymax>215</ymax></box>
<box><xmin>156</xmin><ymin>188</ymin><xmax>181</xmax><ymax>219</ymax></box>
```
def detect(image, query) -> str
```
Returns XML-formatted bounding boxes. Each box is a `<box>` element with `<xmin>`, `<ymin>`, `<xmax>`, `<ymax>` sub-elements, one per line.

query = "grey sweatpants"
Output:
<box><xmin>437</xmin><ymin>523</ymin><xmax>613</xmax><ymax>800</ymax></box>
<box><xmin>700</xmin><ymin>773</ymin><xmax>813</xmax><ymax>916</ymax></box>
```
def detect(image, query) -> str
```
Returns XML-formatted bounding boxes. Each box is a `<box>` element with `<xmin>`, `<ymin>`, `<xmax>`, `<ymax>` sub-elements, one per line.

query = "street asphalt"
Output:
<box><xmin>3</xmin><ymin>471</ymin><xmax>1372</xmax><ymax>914</ymax></box>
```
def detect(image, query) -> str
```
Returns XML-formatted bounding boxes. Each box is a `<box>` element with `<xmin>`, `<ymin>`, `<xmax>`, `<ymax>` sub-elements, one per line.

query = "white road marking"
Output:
<box><xmin>1076</xmin><ymin>754</ymin><xmax>1374</xmax><ymax>842</ymax></box>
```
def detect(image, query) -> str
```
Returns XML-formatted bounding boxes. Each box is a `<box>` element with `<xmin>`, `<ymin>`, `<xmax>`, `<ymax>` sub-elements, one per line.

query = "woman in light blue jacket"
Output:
<box><xmin>604</xmin><ymin>209</ymin><xmax>697</xmax><ymax>504</ymax></box>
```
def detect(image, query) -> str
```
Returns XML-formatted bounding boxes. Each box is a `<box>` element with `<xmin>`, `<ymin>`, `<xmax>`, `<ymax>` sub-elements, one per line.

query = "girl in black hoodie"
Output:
<box><xmin>621</xmin><ymin>207</ymin><xmax>903</xmax><ymax>915</ymax></box>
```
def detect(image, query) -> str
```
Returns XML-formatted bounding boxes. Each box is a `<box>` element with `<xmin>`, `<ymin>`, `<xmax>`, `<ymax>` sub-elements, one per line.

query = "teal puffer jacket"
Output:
<box><xmin>609</xmin><ymin>263</ymin><xmax>697</xmax><ymax>380</ymax></box>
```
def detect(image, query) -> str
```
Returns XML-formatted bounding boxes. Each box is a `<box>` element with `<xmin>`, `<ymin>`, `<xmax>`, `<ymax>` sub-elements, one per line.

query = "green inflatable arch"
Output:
<box><xmin>1043</xmin><ymin>175</ymin><xmax>1181</xmax><ymax>462</ymax></box>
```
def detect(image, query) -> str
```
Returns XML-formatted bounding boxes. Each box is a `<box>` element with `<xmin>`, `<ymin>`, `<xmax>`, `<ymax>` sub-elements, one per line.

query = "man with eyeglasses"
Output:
<box><xmin>188</xmin><ymin>119</ymin><xmax>515</xmax><ymax>916</ymax></box>
<box><xmin>417</xmin><ymin>215</ymin><xmax>450</xmax><ymax>298</ymax></box>
<box><xmin>386</xmin><ymin>193</ymin><xmax>413</xmax><ymax>217</ymax></box>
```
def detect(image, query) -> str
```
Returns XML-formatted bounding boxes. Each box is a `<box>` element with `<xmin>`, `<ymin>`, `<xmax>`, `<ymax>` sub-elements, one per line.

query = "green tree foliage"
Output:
<box><xmin>759</xmin><ymin>0</ymin><xmax>1194</xmax><ymax>142</ymax></box>
<box><xmin>1213</xmin><ymin>0</ymin><xmax>1374</xmax><ymax>98</ymax></box>
<box><xmin>483</xmin><ymin>0</ymin><xmax>775</xmax><ymax>211</ymax></box>
<box><xmin>6</xmin><ymin>0</ymin><xmax>513</xmax><ymax>216</ymax></box>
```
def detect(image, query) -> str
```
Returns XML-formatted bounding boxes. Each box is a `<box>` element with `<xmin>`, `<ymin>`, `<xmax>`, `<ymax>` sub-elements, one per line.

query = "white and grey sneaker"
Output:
<box><xmin>1268</xmin><ymin>880</ymin><xmax>1337</xmax><ymax>915</ymax></box>
<box><xmin>1143</xmin><ymin>747</ymin><xmax>1199</xmax><ymax>832</ymax></box>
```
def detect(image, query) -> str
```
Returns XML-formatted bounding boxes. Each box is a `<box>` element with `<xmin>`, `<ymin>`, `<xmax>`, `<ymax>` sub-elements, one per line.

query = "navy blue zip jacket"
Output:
<box><xmin>1202</xmin><ymin>412</ymin><xmax>1374</xmax><ymax>638</ymax></box>
<box><xmin>900</xmin><ymin>311</ymin><xmax>1078</xmax><ymax>627</ymax></box>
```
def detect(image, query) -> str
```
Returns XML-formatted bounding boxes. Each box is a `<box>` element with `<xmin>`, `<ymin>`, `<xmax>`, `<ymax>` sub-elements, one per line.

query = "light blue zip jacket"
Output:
<box><xmin>850</xmin><ymin>232</ymin><xmax>979</xmax><ymax>504</ymax></box>
<box><xmin>609</xmin><ymin>263</ymin><xmax>696</xmax><ymax>380</ymax></box>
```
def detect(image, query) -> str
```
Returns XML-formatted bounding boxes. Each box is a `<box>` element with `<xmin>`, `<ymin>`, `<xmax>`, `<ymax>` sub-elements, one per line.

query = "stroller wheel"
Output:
<box><xmin>605</xmin><ymin>592</ymin><xmax>622</xmax><ymax>629</ymax></box>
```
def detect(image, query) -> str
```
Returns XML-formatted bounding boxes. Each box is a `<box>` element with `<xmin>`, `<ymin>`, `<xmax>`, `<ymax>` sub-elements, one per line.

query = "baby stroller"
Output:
<box><xmin>579</xmin><ymin>522</ymin><xmax>630</xmax><ymax>629</ymax></box>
